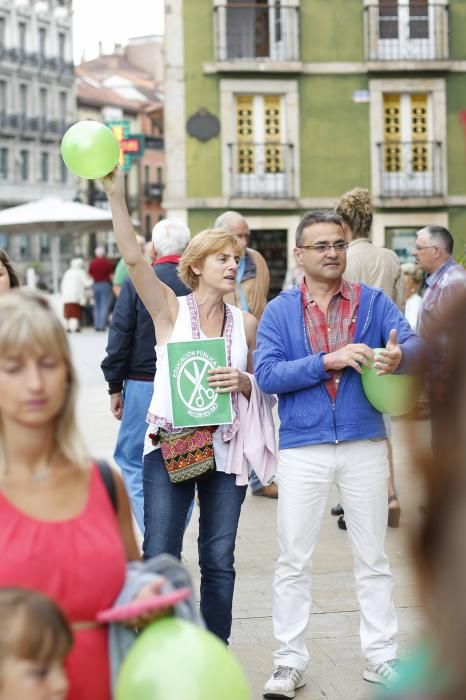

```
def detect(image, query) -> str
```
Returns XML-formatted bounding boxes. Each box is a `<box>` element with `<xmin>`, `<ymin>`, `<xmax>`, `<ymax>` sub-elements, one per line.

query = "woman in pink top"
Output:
<box><xmin>0</xmin><ymin>289</ymin><xmax>159</xmax><ymax>700</ymax></box>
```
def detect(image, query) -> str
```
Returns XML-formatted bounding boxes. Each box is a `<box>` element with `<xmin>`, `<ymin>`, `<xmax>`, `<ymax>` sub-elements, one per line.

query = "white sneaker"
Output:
<box><xmin>363</xmin><ymin>658</ymin><xmax>400</xmax><ymax>687</ymax></box>
<box><xmin>263</xmin><ymin>666</ymin><xmax>306</xmax><ymax>699</ymax></box>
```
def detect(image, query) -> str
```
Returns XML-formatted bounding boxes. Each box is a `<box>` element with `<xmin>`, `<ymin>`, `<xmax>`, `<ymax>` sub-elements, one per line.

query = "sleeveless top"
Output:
<box><xmin>144</xmin><ymin>294</ymin><xmax>248</xmax><ymax>471</ymax></box>
<box><xmin>0</xmin><ymin>465</ymin><xmax>126</xmax><ymax>700</ymax></box>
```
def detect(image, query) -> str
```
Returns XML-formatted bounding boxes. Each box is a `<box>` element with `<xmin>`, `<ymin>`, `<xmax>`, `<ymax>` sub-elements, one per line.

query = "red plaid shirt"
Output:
<box><xmin>301</xmin><ymin>278</ymin><xmax>361</xmax><ymax>401</ymax></box>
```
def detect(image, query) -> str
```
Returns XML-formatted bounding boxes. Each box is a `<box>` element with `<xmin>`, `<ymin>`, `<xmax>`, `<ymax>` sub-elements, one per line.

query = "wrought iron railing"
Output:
<box><xmin>228</xmin><ymin>142</ymin><xmax>294</xmax><ymax>198</ymax></box>
<box><xmin>364</xmin><ymin>3</ymin><xmax>449</xmax><ymax>61</ymax></box>
<box><xmin>377</xmin><ymin>140</ymin><xmax>444</xmax><ymax>197</ymax></box>
<box><xmin>214</xmin><ymin>3</ymin><xmax>299</xmax><ymax>61</ymax></box>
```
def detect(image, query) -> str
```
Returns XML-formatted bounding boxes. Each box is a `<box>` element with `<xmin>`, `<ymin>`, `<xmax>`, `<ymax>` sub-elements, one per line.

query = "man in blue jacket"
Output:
<box><xmin>255</xmin><ymin>210</ymin><xmax>421</xmax><ymax>698</ymax></box>
<box><xmin>101</xmin><ymin>219</ymin><xmax>191</xmax><ymax>532</ymax></box>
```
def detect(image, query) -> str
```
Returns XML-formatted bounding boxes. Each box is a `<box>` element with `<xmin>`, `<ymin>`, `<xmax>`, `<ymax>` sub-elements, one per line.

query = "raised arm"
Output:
<box><xmin>101</xmin><ymin>170</ymin><xmax>179</xmax><ymax>340</ymax></box>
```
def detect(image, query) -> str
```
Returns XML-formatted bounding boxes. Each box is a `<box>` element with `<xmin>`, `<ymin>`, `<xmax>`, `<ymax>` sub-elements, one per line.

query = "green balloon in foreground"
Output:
<box><xmin>116</xmin><ymin>618</ymin><xmax>251</xmax><ymax>700</ymax></box>
<box><xmin>60</xmin><ymin>120</ymin><xmax>120</xmax><ymax>179</ymax></box>
<box><xmin>361</xmin><ymin>348</ymin><xmax>421</xmax><ymax>416</ymax></box>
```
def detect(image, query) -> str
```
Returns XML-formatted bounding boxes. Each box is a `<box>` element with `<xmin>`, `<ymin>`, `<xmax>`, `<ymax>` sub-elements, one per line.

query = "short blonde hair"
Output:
<box><xmin>178</xmin><ymin>228</ymin><xmax>242</xmax><ymax>290</ymax></box>
<box><xmin>0</xmin><ymin>289</ymin><xmax>89</xmax><ymax>475</ymax></box>
<box><xmin>336</xmin><ymin>188</ymin><xmax>373</xmax><ymax>238</ymax></box>
<box><xmin>401</xmin><ymin>262</ymin><xmax>424</xmax><ymax>284</ymax></box>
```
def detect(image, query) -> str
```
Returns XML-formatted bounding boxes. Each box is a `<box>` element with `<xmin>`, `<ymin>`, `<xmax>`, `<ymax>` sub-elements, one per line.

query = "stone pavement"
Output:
<box><xmin>70</xmin><ymin>328</ymin><xmax>426</xmax><ymax>700</ymax></box>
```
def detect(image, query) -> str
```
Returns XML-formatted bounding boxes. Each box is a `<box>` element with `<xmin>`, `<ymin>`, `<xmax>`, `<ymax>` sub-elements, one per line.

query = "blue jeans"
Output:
<box><xmin>113</xmin><ymin>380</ymin><xmax>153</xmax><ymax>533</ymax></box>
<box><xmin>92</xmin><ymin>281</ymin><xmax>112</xmax><ymax>330</ymax></box>
<box><xmin>143</xmin><ymin>448</ymin><xmax>247</xmax><ymax>642</ymax></box>
<box><xmin>249</xmin><ymin>469</ymin><xmax>264</xmax><ymax>493</ymax></box>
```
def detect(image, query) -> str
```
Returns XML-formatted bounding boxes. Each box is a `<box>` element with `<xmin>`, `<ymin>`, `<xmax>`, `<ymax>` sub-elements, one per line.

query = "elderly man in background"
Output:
<box><xmin>414</xmin><ymin>225</ymin><xmax>466</xmax><ymax>461</ymax></box>
<box><xmin>101</xmin><ymin>219</ymin><xmax>191</xmax><ymax>531</ymax></box>
<box><xmin>215</xmin><ymin>210</ymin><xmax>277</xmax><ymax>499</ymax></box>
<box><xmin>214</xmin><ymin>210</ymin><xmax>270</xmax><ymax>320</ymax></box>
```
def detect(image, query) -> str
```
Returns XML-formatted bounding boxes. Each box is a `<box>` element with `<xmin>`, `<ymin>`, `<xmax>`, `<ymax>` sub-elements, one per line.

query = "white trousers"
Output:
<box><xmin>273</xmin><ymin>440</ymin><xmax>398</xmax><ymax>671</ymax></box>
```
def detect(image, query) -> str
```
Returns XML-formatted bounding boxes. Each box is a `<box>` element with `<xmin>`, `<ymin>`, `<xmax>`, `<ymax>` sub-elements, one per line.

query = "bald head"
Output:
<box><xmin>214</xmin><ymin>211</ymin><xmax>250</xmax><ymax>250</ymax></box>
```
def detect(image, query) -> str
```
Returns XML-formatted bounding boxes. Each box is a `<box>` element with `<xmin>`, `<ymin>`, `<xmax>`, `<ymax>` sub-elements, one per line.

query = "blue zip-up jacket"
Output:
<box><xmin>254</xmin><ymin>284</ymin><xmax>422</xmax><ymax>450</ymax></box>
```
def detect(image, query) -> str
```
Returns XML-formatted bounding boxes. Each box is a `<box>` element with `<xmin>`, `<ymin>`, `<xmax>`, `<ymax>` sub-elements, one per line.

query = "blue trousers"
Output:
<box><xmin>143</xmin><ymin>447</ymin><xmax>247</xmax><ymax>642</ymax></box>
<box><xmin>113</xmin><ymin>379</ymin><xmax>153</xmax><ymax>533</ymax></box>
<box><xmin>92</xmin><ymin>281</ymin><xmax>112</xmax><ymax>330</ymax></box>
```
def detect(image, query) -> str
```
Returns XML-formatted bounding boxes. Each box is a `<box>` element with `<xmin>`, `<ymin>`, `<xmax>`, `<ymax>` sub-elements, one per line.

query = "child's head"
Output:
<box><xmin>0</xmin><ymin>588</ymin><xmax>73</xmax><ymax>700</ymax></box>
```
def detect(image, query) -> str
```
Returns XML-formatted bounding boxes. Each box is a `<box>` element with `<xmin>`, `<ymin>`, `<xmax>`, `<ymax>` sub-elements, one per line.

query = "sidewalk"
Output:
<box><xmin>71</xmin><ymin>329</ymin><xmax>426</xmax><ymax>700</ymax></box>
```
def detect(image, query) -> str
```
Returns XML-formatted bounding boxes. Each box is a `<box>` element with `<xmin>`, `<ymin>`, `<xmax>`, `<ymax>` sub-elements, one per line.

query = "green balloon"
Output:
<box><xmin>116</xmin><ymin>618</ymin><xmax>251</xmax><ymax>700</ymax></box>
<box><xmin>60</xmin><ymin>120</ymin><xmax>120</xmax><ymax>179</ymax></box>
<box><xmin>361</xmin><ymin>348</ymin><xmax>421</xmax><ymax>416</ymax></box>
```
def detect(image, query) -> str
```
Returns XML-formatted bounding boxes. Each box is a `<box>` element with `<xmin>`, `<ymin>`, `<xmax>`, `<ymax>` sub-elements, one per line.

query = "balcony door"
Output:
<box><xmin>382</xmin><ymin>93</ymin><xmax>435</xmax><ymax>196</ymax></box>
<box><xmin>226</xmin><ymin>0</ymin><xmax>287</xmax><ymax>60</ymax></box>
<box><xmin>377</xmin><ymin>0</ymin><xmax>434</xmax><ymax>60</ymax></box>
<box><xmin>234</xmin><ymin>94</ymin><xmax>287</xmax><ymax>197</ymax></box>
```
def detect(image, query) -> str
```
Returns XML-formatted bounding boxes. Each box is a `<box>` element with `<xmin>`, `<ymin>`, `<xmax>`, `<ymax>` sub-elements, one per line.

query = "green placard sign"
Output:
<box><xmin>167</xmin><ymin>338</ymin><xmax>233</xmax><ymax>428</ymax></box>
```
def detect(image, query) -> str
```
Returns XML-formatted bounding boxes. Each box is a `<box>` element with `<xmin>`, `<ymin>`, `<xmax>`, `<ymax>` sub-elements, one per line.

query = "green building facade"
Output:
<box><xmin>164</xmin><ymin>0</ymin><xmax>466</xmax><ymax>295</ymax></box>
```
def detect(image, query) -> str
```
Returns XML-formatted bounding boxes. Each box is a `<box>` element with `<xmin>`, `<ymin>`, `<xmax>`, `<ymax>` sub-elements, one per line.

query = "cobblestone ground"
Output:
<box><xmin>71</xmin><ymin>328</ymin><xmax>427</xmax><ymax>700</ymax></box>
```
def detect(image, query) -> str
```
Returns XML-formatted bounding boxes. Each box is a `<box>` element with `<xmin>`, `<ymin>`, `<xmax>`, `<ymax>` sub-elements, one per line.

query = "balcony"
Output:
<box><xmin>144</xmin><ymin>182</ymin><xmax>164</xmax><ymax>200</ymax></box>
<box><xmin>214</xmin><ymin>3</ymin><xmax>300</xmax><ymax>63</ymax></box>
<box><xmin>377</xmin><ymin>141</ymin><xmax>444</xmax><ymax>198</ymax></box>
<box><xmin>365</xmin><ymin>3</ymin><xmax>449</xmax><ymax>62</ymax></box>
<box><xmin>228</xmin><ymin>142</ymin><xmax>294</xmax><ymax>198</ymax></box>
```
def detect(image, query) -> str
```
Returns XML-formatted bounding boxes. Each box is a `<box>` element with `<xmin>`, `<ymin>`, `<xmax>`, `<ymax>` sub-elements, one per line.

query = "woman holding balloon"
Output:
<box><xmin>101</xmin><ymin>168</ymin><xmax>259</xmax><ymax>644</ymax></box>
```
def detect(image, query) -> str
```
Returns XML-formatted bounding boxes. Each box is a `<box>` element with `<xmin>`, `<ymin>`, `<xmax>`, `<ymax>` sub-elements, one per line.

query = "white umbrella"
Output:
<box><xmin>0</xmin><ymin>198</ymin><xmax>114</xmax><ymax>293</ymax></box>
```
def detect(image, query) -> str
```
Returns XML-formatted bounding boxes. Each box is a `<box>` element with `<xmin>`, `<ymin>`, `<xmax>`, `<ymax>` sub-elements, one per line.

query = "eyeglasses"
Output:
<box><xmin>414</xmin><ymin>244</ymin><xmax>437</xmax><ymax>252</ymax></box>
<box><xmin>298</xmin><ymin>242</ymin><xmax>349</xmax><ymax>254</ymax></box>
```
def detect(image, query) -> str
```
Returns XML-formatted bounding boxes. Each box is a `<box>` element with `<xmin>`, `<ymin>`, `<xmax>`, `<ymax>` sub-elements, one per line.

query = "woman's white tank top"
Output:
<box><xmin>144</xmin><ymin>295</ymin><xmax>248</xmax><ymax>471</ymax></box>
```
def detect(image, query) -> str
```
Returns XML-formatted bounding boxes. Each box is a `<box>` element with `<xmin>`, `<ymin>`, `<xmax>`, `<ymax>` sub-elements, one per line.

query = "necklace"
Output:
<box><xmin>31</xmin><ymin>469</ymin><xmax>51</xmax><ymax>483</ymax></box>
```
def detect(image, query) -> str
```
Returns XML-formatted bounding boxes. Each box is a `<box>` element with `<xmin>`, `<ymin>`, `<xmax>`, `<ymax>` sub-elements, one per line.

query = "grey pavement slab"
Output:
<box><xmin>70</xmin><ymin>329</ymin><xmax>426</xmax><ymax>700</ymax></box>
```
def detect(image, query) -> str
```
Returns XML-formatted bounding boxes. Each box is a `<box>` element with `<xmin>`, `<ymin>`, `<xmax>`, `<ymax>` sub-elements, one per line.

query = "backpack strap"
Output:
<box><xmin>95</xmin><ymin>459</ymin><xmax>118</xmax><ymax>513</ymax></box>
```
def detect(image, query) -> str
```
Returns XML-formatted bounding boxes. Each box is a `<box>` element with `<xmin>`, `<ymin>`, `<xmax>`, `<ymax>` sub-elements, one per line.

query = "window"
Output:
<box><xmin>0</xmin><ymin>17</ymin><xmax>5</xmax><ymax>50</ymax></box>
<box><xmin>59</xmin><ymin>91</ymin><xmax>67</xmax><ymax>119</ymax></box>
<box><xmin>18</xmin><ymin>22</ymin><xmax>26</xmax><ymax>53</ymax></box>
<box><xmin>38</xmin><ymin>26</ymin><xmax>46</xmax><ymax>58</ymax></box>
<box><xmin>40</xmin><ymin>234</ymin><xmax>50</xmax><ymax>254</ymax></box>
<box><xmin>0</xmin><ymin>148</ymin><xmax>7</xmax><ymax>179</ymax></box>
<box><xmin>40</xmin><ymin>151</ymin><xmax>49</xmax><ymax>182</ymax></box>
<box><xmin>0</xmin><ymin>80</ymin><xmax>7</xmax><ymax>114</ymax></box>
<box><xmin>19</xmin><ymin>234</ymin><xmax>30</xmax><ymax>256</ymax></box>
<box><xmin>223</xmin><ymin>0</ymin><xmax>297</xmax><ymax>61</ymax></box>
<box><xmin>232</xmin><ymin>93</ymin><xmax>291</xmax><ymax>197</ymax></box>
<box><xmin>19</xmin><ymin>150</ymin><xmax>29</xmax><ymax>181</ymax></box>
<box><xmin>145</xmin><ymin>215</ymin><xmax>152</xmax><ymax>239</ymax></box>
<box><xmin>377</xmin><ymin>0</ymin><xmax>433</xmax><ymax>60</ymax></box>
<box><xmin>19</xmin><ymin>84</ymin><xmax>28</xmax><ymax>118</ymax></box>
<box><xmin>40</xmin><ymin>87</ymin><xmax>47</xmax><ymax>117</ymax></box>
<box><xmin>59</xmin><ymin>154</ymin><xmax>67</xmax><ymax>183</ymax></box>
<box><xmin>157</xmin><ymin>166</ymin><xmax>163</xmax><ymax>184</ymax></box>
<box><xmin>58</xmin><ymin>32</ymin><xmax>66</xmax><ymax>62</ymax></box>
<box><xmin>144</xmin><ymin>164</ymin><xmax>150</xmax><ymax>183</ymax></box>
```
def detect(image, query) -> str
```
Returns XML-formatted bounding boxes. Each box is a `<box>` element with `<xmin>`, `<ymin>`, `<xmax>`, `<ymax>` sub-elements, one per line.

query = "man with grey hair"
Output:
<box><xmin>101</xmin><ymin>218</ymin><xmax>191</xmax><ymax>531</ymax></box>
<box><xmin>414</xmin><ymin>224</ymin><xmax>466</xmax><ymax>459</ymax></box>
<box><xmin>214</xmin><ymin>210</ymin><xmax>270</xmax><ymax>320</ymax></box>
<box><xmin>215</xmin><ymin>210</ymin><xmax>277</xmax><ymax>498</ymax></box>
<box><xmin>88</xmin><ymin>245</ymin><xmax>114</xmax><ymax>331</ymax></box>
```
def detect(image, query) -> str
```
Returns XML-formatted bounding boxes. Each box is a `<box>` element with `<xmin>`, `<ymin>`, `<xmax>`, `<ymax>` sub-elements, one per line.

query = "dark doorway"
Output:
<box><xmin>249</xmin><ymin>228</ymin><xmax>287</xmax><ymax>300</ymax></box>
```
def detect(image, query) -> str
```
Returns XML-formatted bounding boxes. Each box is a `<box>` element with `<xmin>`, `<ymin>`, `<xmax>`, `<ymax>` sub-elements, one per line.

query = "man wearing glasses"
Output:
<box><xmin>254</xmin><ymin>210</ymin><xmax>421</xmax><ymax>698</ymax></box>
<box><xmin>414</xmin><ymin>225</ymin><xmax>466</xmax><ymax>460</ymax></box>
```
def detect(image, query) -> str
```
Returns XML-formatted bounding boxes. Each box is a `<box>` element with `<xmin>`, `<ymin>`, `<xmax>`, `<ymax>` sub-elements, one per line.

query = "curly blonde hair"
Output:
<box><xmin>336</xmin><ymin>188</ymin><xmax>373</xmax><ymax>239</ymax></box>
<box><xmin>177</xmin><ymin>229</ymin><xmax>242</xmax><ymax>290</ymax></box>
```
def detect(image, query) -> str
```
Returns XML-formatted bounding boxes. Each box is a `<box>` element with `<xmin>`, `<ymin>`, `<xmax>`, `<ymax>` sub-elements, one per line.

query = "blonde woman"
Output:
<box><xmin>102</xmin><ymin>170</ymin><xmax>258</xmax><ymax>643</ymax></box>
<box><xmin>401</xmin><ymin>262</ymin><xmax>423</xmax><ymax>331</ymax></box>
<box><xmin>0</xmin><ymin>289</ymin><xmax>160</xmax><ymax>700</ymax></box>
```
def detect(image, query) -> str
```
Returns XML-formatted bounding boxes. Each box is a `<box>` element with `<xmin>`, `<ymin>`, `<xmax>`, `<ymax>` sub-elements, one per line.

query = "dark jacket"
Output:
<box><xmin>101</xmin><ymin>261</ymin><xmax>190</xmax><ymax>393</ymax></box>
